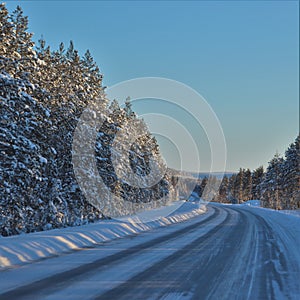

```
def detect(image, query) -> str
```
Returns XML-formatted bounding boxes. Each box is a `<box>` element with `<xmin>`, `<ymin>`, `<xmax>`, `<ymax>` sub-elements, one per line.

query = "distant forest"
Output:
<box><xmin>196</xmin><ymin>135</ymin><xmax>299</xmax><ymax>210</ymax></box>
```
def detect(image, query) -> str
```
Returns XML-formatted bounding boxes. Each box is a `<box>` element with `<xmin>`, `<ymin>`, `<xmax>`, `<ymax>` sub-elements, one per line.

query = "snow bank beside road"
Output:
<box><xmin>278</xmin><ymin>210</ymin><xmax>300</xmax><ymax>218</ymax></box>
<box><xmin>239</xmin><ymin>200</ymin><xmax>300</xmax><ymax>218</ymax></box>
<box><xmin>243</xmin><ymin>200</ymin><xmax>261</xmax><ymax>207</ymax></box>
<box><xmin>0</xmin><ymin>201</ymin><xmax>206</xmax><ymax>270</ymax></box>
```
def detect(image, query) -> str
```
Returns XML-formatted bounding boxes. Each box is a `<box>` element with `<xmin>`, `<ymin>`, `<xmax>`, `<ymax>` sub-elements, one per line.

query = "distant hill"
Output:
<box><xmin>170</xmin><ymin>169</ymin><xmax>235</xmax><ymax>180</ymax></box>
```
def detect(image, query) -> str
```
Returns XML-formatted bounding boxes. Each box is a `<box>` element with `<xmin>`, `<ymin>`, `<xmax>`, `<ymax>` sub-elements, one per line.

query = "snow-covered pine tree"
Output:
<box><xmin>261</xmin><ymin>153</ymin><xmax>284</xmax><ymax>209</ymax></box>
<box><xmin>0</xmin><ymin>4</ymin><xmax>107</xmax><ymax>235</ymax></box>
<box><xmin>0</xmin><ymin>72</ymin><xmax>53</xmax><ymax>235</ymax></box>
<box><xmin>282</xmin><ymin>135</ymin><xmax>300</xmax><ymax>209</ymax></box>
<box><xmin>109</xmin><ymin>99</ymin><xmax>121</xmax><ymax>114</ymax></box>
<box><xmin>233</xmin><ymin>168</ymin><xmax>245</xmax><ymax>203</ymax></box>
<box><xmin>243</xmin><ymin>168</ymin><xmax>252</xmax><ymax>201</ymax></box>
<box><xmin>199</xmin><ymin>176</ymin><xmax>208</xmax><ymax>198</ymax></box>
<box><xmin>82</xmin><ymin>49</ymin><xmax>103</xmax><ymax>101</ymax></box>
<box><xmin>8</xmin><ymin>5</ymin><xmax>36</xmax><ymax>80</ymax></box>
<box><xmin>124</xmin><ymin>96</ymin><xmax>133</xmax><ymax>118</ymax></box>
<box><xmin>218</xmin><ymin>175</ymin><xmax>229</xmax><ymax>203</ymax></box>
<box><xmin>0</xmin><ymin>3</ymin><xmax>14</xmax><ymax>59</ymax></box>
<box><xmin>251</xmin><ymin>166</ymin><xmax>264</xmax><ymax>200</ymax></box>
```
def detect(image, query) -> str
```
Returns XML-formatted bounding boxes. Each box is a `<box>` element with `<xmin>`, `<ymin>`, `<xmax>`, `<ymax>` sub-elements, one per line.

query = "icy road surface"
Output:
<box><xmin>0</xmin><ymin>204</ymin><xmax>299</xmax><ymax>300</ymax></box>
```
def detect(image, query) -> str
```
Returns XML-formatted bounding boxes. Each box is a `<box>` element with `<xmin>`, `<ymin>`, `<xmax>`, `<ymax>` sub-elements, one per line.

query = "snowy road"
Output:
<box><xmin>1</xmin><ymin>204</ymin><xmax>299</xmax><ymax>300</ymax></box>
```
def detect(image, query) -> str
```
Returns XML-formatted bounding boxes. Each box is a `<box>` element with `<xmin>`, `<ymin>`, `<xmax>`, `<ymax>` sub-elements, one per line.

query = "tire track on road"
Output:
<box><xmin>0</xmin><ymin>206</ymin><xmax>222</xmax><ymax>300</ymax></box>
<box><xmin>94</xmin><ymin>206</ymin><xmax>237</xmax><ymax>300</ymax></box>
<box><xmin>237</xmin><ymin>208</ymin><xmax>290</xmax><ymax>300</ymax></box>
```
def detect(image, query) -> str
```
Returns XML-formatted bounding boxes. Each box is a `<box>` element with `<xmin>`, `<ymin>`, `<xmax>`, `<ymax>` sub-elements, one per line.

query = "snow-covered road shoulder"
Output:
<box><xmin>0</xmin><ymin>201</ymin><xmax>206</xmax><ymax>270</ymax></box>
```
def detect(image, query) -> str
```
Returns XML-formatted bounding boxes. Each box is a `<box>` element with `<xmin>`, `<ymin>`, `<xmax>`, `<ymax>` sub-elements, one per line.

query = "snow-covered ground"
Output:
<box><xmin>278</xmin><ymin>209</ymin><xmax>300</xmax><ymax>218</ymax></box>
<box><xmin>0</xmin><ymin>203</ymin><xmax>299</xmax><ymax>299</ymax></box>
<box><xmin>0</xmin><ymin>201</ymin><xmax>206</xmax><ymax>270</ymax></box>
<box><xmin>2</xmin><ymin>199</ymin><xmax>299</xmax><ymax>272</ymax></box>
<box><xmin>242</xmin><ymin>199</ymin><xmax>261</xmax><ymax>207</ymax></box>
<box><xmin>242</xmin><ymin>199</ymin><xmax>300</xmax><ymax>218</ymax></box>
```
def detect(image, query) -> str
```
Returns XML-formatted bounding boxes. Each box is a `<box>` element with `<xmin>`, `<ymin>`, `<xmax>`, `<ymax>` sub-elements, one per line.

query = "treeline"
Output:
<box><xmin>0</xmin><ymin>4</ymin><xmax>174</xmax><ymax>236</ymax></box>
<box><xmin>199</xmin><ymin>135</ymin><xmax>299</xmax><ymax>210</ymax></box>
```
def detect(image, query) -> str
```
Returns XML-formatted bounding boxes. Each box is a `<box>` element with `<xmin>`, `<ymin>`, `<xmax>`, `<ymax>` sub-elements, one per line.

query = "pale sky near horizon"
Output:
<box><xmin>5</xmin><ymin>1</ymin><xmax>299</xmax><ymax>172</ymax></box>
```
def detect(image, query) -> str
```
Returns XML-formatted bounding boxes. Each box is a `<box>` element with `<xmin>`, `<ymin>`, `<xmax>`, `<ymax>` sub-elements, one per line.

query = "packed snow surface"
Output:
<box><xmin>0</xmin><ymin>201</ymin><xmax>205</xmax><ymax>269</ymax></box>
<box><xmin>0</xmin><ymin>203</ymin><xmax>299</xmax><ymax>300</ymax></box>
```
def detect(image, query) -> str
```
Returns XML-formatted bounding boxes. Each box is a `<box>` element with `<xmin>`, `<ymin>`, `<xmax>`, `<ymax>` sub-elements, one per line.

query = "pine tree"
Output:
<box><xmin>9</xmin><ymin>5</ymin><xmax>36</xmax><ymax>79</ymax></box>
<box><xmin>109</xmin><ymin>99</ymin><xmax>121</xmax><ymax>114</ymax></box>
<box><xmin>282</xmin><ymin>135</ymin><xmax>300</xmax><ymax>209</ymax></box>
<box><xmin>261</xmin><ymin>153</ymin><xmax>284</xmax><ymax>209</ymax></box>
<box><xmin>34</xmin><ymin>37</ymin><xmax>53</xmax><ymax>94</ymax></box>
<box><xmin>218</xmin><ymin>175</ymin><xmax>229</xmax><ymax>203</ymax></box>
<box><xmin>82</xmin><ymin>49</ymin><xmax>103</xmax><ymax>100</ymax></box>
<box><xmin>0</xmin><ymin>3</ymin><xmax>14</xmax><ymax>58</ymax></box>
<box><xmin>66</xmin><ymin>40</ymin><xmax>75</xmax><ymax>61</ymax></box>
<box><xmin>243</xmin><ymin>168</ymin><xmax>252</xmax><ymax>201</ymax></box>
<box><xmin>251</xmin><ymin>166</ymin><xmax>264</xmax><ymax>200</ymax></box>
<box><xmin>233</xmin><ymin>168</ymin><xmax>244</xmax><ymax>203</ymax></box>
<box><xmin>124</xmin><ymin>96</ymin><xmax>133</xmax><ymax>118</ymax></box>
<box><xmin>199</xmin><ymin>177</ymin><xmax>208</xmax><ymax>198</ymax></box>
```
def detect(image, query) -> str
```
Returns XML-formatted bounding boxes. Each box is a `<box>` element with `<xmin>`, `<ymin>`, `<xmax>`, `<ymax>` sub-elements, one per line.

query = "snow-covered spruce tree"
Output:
<box><xmin>1</xmin><ymin>5</ymin><xmax>36</xmax><ymax>81</ymax></box>
<box><xmin>199</xmin><ymin>176</ymin><xmax>208</xmax><ymax>198</ymax></box>
<box><xmin>232</xmin><ymin>168</ymin><xmax>245</xmax><ymax>203</ymax></box>
<box><xmin>82</xmin><ymin>49</ymin><xmax>104</xmax><ymax>101</ymax></box>
<box><xmin>0</xmin><ymin>72</ymin><xmax>53</xmax><ymax>235</ymax></box>
<box><xmin>261</xmin><ymin>153</ymin><xmax>284</xmax><ymax>209</ymax></box>
<box><xmin>282</xmin><ymin>135</ymin><xmax>300</xmax><ymax>209</ymax></box>
<box><xmin>124</xmin><ymin>96</ymin><xmax>133</xmax><ymax>117</ymax></box>
<box><xmin>217</xmin><ymin>175</ymin><xmax>229</xmax><ymax>203</ymax></box>
<box><xmin>224</xmin><ymin>135</ymin><xmax>298</xmax><ymax>208</ymax></box>
<box><xmin>251</xmin><ymin>166</ymin><xmax>264</xmax><ymax>200</ymax></box>
<box><xmin>0</xmin><ymin>4</ymin><xmax>105</xmax><ymax>234</ymax></box>
<box><xmin>0</xmin><ymin>5</ymin><xmax>54</xmax><ymax>235</ymax></box>
<box><xmin>243</xmin><ymin>168</ymin><xmax>252</xmax><ymax>201</ymax></box>
<box><xmin>94</xmin><ymin>98</ymin><xmax>174</xmax><ymax>216</ymax></box>
<box><xmin>226</xmin><ymin>173</ymin><xmax>236</xmax><ymax>203</ymax></box>
<box><xmin>47</xmin><ymin>43</ymin><xmax>105</xmax><ymax>222</ymax></box>
<box><xmin>33</xmin><ymin>38</ymin><xmax>109</xmax><ymax>225</ymax></box>
<box><xmin>259</xmin><ymin>136</ymin><xmax>299</xmax><ymax>210</ymax></box>
<box><xmin>0</xmin><ymin>3</ymin><xmax>13</xmax><ymax>57</ymax></box>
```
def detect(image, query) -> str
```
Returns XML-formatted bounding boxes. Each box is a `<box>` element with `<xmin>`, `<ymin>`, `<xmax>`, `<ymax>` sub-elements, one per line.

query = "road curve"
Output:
<box><xmin>94</xmin><ymin>205</ymin><xmax>299</xmax><ymax>300</ymax></box>
<box><xmin>0</xmin><ymin>204</ymin><xmax>299</xmax><ymax>300</ymax></box>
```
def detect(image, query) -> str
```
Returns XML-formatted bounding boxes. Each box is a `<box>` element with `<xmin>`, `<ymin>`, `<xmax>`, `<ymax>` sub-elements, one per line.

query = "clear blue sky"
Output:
<box><xmin>6</xmin><ymin>1</ymin><xmax>299</xmax><ymax>172</ymax></box>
